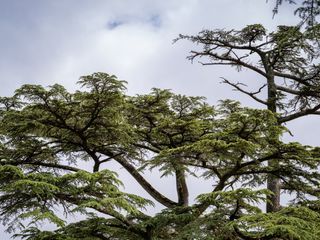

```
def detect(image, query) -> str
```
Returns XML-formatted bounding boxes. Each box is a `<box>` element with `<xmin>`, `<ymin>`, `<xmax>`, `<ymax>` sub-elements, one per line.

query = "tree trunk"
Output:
<box><xmin>175</xmin><ymin>168</ymin><xmax>189</xmax><ymax>206</ymax></box>
<box><xmin>266</xmin><ymin>73</ymin><xmax>281</xmax><ymax>212</ymax></box>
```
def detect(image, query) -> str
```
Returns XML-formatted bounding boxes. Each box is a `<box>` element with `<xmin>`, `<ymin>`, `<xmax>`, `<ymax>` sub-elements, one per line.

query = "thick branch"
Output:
<box><xmin>276</xmin><ymin>85</ymin><xmax>320</xmax><ymax>97</ymax></box>
<box><xmin>279</xmin><ymin>103</ymin><xmax>320</xmax><ymax>122</ymax></box>
<box><xmin>114</xmin><ymin>156</ymin><xmax>178</xmax><ymax>208</ymax></box>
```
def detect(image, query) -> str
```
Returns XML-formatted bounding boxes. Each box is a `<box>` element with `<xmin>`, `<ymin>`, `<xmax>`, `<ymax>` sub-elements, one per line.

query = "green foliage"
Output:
<box><xmin>0</xmin><ymin>73</ymin><xmax>319</xmax><ymax>239</ymax></box>
<box><xmin>233</xmin><ymin>206</ymin><xmax>320</xmax><ymax>239</ymax></box>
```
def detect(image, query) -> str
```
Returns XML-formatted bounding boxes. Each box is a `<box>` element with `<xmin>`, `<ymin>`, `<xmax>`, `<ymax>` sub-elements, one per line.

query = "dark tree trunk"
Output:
<box><xmin>266</xmin><ymin>72</ymin><xmax>281</xmax><ymax>212</ymax></box>
<box><xmin>175</xmin><ymin>168</ymin><xmax>189</xmax><ymax>206</ymax></box>
<box><xmin>143</xmin><ymin>226</ymin><xmax>153</xmax><ymax>240</ymax></box>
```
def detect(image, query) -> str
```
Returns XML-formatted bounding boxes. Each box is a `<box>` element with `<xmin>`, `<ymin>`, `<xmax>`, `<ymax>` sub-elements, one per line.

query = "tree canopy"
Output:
<box><xmin>179</xmin><ymin>22</ymin><xmax>320</xmax><ymax>212</ymax></box>
<box><xmin>0</xmin><ymin>73</ymin><xmax>319</xmax><ymax>239</ymax></box>
<box><xmin>178</xmin><ymin>23</ymin><xmax>320</xmax><ymax>123</ymax></box>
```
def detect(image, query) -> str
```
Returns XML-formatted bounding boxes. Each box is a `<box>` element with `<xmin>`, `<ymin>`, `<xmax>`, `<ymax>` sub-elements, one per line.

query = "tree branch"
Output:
<box><xmin>113</xmin><ymin>156</ymin><xmax>178</xmax><ymax>208</ymax></box>
<box><xmin>56</xmin><ymin>193</ymin><xmax>132</xmax><ymax>226</ymax></box>
<box><xmin>190</xmin><ymin>51</ymin><xmax>267</xmax><ymax>77</ymax></box>
<box><xmin>279</xmin><ymin>103</ymin><xmax>320</xmax><ymax>122</ymax></box>
<box><xmin>276</xmin><ymin>84</ymin><xmax>320</xmax><ymax>97</ymax></box>
<box><xmin>1</xmin><ymin>160</ymin><xmax>81</xmax><ymax>172</ymax></box>
<box><xmin>221</xmin><ymin>78</ymin><xmax>268</xmax><ymax>105</ymax></box>
<box><xmin>274</xmin><ymin>71</ymin><xmax>312</xmax><ymax>86</ymax></box>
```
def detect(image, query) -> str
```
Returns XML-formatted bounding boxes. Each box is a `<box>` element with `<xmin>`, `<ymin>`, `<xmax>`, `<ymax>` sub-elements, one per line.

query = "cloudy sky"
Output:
<box><xmin>0</xmin><ymin>0</ymin><xmax>319</xmax><ymax>238</ymax></box>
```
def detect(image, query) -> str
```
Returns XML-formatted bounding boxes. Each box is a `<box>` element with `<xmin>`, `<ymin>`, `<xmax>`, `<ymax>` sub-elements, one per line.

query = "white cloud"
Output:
<box><xmin>0</xmin><ymin>0</ymin><xmax>298</xmax><ymax>94</ymax></box>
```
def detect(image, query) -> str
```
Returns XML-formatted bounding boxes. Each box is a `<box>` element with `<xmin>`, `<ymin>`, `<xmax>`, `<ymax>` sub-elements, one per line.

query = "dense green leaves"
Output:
<box><xmin>233</xmin><ymin>206</ymin><xmax>320</xmax><ymax>239</ymax></box>
<box><xmin>0</xmin><ymin>73</ymin><xmax>319</xmax><ymax>239</ymax></box>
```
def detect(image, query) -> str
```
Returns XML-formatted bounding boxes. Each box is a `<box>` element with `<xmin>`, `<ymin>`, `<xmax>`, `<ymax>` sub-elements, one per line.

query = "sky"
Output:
<box><xmin>0</xmin><ymin>0</ymin><xmax>319</xmax><ymax>238</ymax></box>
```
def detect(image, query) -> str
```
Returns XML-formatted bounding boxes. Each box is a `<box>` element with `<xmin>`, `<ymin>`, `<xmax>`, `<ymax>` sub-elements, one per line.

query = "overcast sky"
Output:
<box><xmin>1</xmin><ymin>0</ymin><xmax>319</xmax><ymax>238</ymax></box>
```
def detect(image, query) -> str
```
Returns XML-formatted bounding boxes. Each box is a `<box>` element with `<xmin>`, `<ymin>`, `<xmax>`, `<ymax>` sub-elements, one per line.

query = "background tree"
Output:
<box><xmin>0</xmin><ymin>73</ymin><xmax>319</xmax><ymax>239</ymax></box>
<box><xmin>178</xmin><ymin>23</ymin><xmax>320</xmax><ymax>212</ymax></box>
<box><xmin>270</xmin><ymin>0</ymin><xmax>320</xmax><ymax>26</ymax></box>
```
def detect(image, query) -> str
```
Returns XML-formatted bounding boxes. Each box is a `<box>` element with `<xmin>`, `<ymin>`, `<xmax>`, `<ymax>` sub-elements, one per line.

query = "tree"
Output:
<box><xmin>0</xmin><ymin>73</ymin><xmax>319</xmax><ymax>239</ymax></box>
<box><xmin>270</xmin><ymin>0</ymin><xmax>320</xmax><ymax>27</ymax></box>
<box><xmin>178</xmin><ymin>23</ymin><xmax>320</xmax><ymax>212</ymax></box>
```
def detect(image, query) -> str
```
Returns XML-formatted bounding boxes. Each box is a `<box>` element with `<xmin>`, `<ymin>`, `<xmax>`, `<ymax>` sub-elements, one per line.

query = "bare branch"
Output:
<box><xmin>221</xmin><ymin>78</ymin><xmax>268</xmax><ymax>105</ymax></box>
<box><xmin>190</xmin><ymin>50</ymin><xmax>267</xmax><ymax>77</ymax></box>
